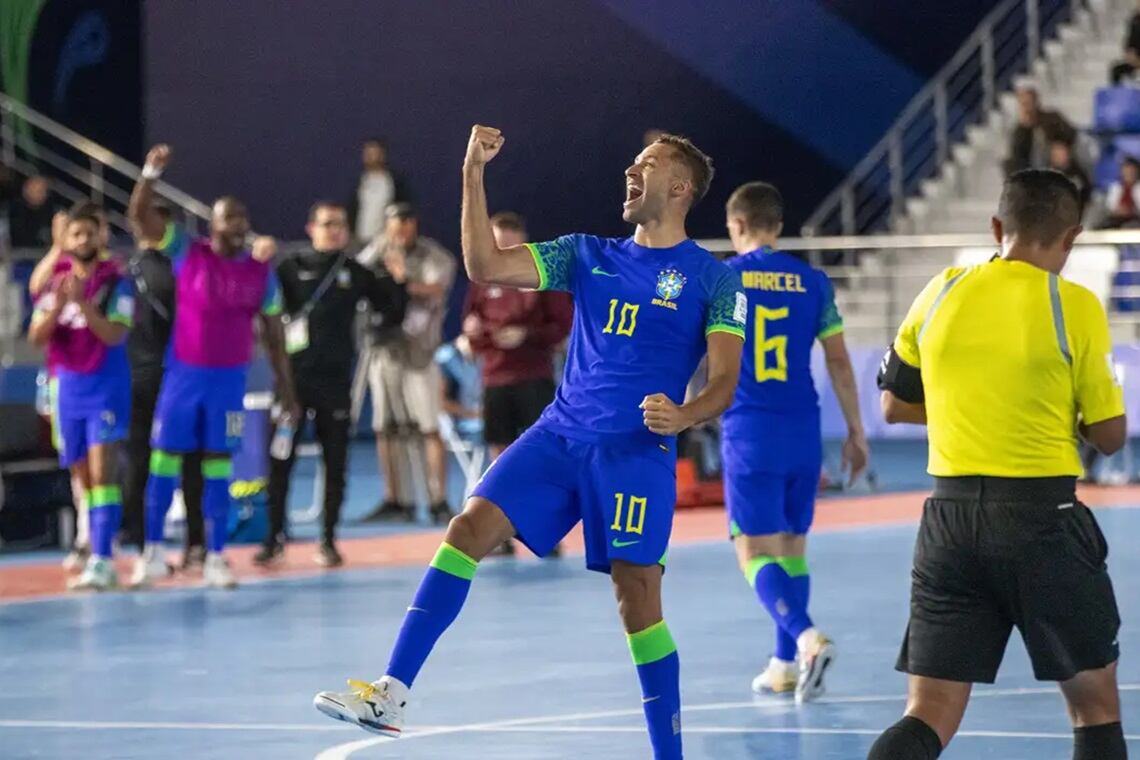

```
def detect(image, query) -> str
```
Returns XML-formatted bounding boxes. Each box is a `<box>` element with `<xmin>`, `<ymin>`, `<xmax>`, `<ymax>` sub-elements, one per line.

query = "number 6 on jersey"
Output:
<box><xmin>754</xmin><ymin>305</ymin><xmax>789</xmax><ymax>382</ymax></box>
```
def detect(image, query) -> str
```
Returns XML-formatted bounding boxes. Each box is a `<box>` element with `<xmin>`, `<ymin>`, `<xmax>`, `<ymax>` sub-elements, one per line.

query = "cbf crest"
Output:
<box><xmin>652</xmin><ymin>269</ymin><xmax>686</xmax><ymax>311</ymax></box>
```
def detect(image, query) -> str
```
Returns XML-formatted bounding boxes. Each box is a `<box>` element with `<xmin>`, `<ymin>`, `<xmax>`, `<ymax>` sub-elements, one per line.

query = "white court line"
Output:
<box><xmin>313</xmin><ymin>684</ymin><xmax>1140</xmax><ymax>759</ymax></box>
<box><xmin>450</xmin><ymin>726</ymin><xmax>1140</xmax><ymax>740</ymax></box>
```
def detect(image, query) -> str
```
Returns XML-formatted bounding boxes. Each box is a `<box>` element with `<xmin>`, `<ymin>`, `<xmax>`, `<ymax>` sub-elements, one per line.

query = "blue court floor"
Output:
<box><xmin>1</xmin><ymin>502</ymin><xmax>1137</xmax><ymax>759</ymax></box>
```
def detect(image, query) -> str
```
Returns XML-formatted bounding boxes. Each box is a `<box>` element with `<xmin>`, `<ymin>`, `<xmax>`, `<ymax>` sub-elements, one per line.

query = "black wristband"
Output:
<box><xmin>877</xmin><ymin>345</ymin><xmax>925</xmax><ymax>403</ymax></box>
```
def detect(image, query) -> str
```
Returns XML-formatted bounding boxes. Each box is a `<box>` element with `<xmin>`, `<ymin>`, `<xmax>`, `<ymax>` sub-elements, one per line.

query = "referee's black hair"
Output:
<box><xmin>727</xmin><ymin>181</ymin><xmax>784</xmax><ymax>233</ymax></box>
<box><xmin>998</xmin><ymin>169</ymin><xmax>1081</xmax><ymax>244</ymax></box>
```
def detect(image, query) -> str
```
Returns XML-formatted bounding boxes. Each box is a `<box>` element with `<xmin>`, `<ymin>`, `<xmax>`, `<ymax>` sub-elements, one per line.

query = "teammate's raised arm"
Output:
<box><xmin>28</xmin><ymin>211</ymin><xmax>70</xmax><ymax>298</ymax></box>
<box><xmin>461</xmin><ymin>125</ymin><xmax>541</xmax><ymax>288</ymax></box>
<box><xmin>129</xmin><ymin>144</ymin><xmax>172</xmax><ymax>244</ymax></box>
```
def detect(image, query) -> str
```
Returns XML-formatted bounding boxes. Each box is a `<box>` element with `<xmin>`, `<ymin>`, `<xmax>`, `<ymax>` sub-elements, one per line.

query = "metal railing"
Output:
<box><xmin>803</xmin><ymin>0</ymin><xmax>1081</xmax><ymax>237</ymax></box>
<box><xmin>0</xmin><ymin>92</ymin><xmax>210</xmax><ymax>237</ymax></box>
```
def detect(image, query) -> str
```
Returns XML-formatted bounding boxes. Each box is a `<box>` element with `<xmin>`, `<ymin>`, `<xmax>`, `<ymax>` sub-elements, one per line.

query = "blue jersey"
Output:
<box><xmin>527</xmin><ymin>235</ymin><xmax>745</xmax><ymax>447</ymax></box>
<box><xmin>721</xmin><ymin>248</ymin><xmax>842</xmax><ymax>473</ymax></box>
<box><xmin>723</xmin><ymin>247</ymin><xmax>842</xmax><ymax>416</ymax></box>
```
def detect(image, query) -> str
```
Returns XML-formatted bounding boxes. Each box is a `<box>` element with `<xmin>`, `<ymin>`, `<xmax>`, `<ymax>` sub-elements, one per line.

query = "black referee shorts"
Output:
<box><xmin>897</xmin><ymin>476</ymin><xmax>1120</xmax><ymax>684</ymax></box>
<box><xmin>483</xmin><ymin>378</ymin><xmax>555</xmax><ymax>447</ymax></box>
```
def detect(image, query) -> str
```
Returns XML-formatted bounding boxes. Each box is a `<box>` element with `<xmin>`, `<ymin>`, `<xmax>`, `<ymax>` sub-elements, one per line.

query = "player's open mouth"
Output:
<box><xmin>624</xmin><ymin>185</ymin><xmax>644</xmax><ymax>205</ymax></box>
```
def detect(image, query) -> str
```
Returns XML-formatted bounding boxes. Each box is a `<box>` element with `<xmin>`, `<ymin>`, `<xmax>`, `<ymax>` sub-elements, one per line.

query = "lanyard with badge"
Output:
<box><xmin>284</xmin><ymin>253</ymin><xmax>347</xmax><ymax>354</ymax></box>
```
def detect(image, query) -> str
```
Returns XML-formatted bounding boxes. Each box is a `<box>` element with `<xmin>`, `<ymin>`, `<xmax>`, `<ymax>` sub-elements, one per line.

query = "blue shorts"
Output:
<box><xmin>722</xmin><ymin>438</ymin><xmax>819</xmax><ymax>538</ymax></box>
<box><xmin>152</xmin><ymin>360</ymin><xmax>247</xmax><ymax>453</ymax></box>
<box><xmin>53</xmin><ymin>378</ymin><xmax>130</xmax><ymax>468</ymax></box>
<box><xmin>472</xmin><ymin>426</ymin><xmax>677</xmax><ymax>574</ymax></box>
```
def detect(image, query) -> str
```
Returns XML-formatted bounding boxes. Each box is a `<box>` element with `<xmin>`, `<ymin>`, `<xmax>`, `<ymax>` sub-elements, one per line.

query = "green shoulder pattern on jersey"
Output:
<box><xmin>705</xmin><ymin>268</ymin><xmax>746</xmax><ymax>338</ymax></box>
<box><xmin>525</xmin><ymin>235</ymin><xmax>576</xmax><ymax>292</ymax></box>
<box><xmin>817</xmin><ymin>273</ymin><xmax>844</xmax><ymax>339</ymax></box>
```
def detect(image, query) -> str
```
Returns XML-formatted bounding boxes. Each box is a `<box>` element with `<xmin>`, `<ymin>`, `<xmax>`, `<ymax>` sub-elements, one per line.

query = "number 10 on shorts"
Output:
<box><xmin>611</xmin><ymin>493</ymin><xmax>647</xmax><ymax>535</ymax></box>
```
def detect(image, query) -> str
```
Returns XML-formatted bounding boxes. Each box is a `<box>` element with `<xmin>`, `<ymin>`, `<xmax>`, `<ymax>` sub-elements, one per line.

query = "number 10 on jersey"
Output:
<box><xmin>603</xmin><ymin>299</ymin><xmax>639</xmax><ymax>337</ymax></box>
<box><xmin>755</xmin><ymin>305</ymin><xmax>788</xmax><ymax>382</ymax></box>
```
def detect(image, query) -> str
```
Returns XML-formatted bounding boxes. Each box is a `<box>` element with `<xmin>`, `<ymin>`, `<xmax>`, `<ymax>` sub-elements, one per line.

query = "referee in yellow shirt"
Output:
<box><xmin>870</xmin><ymin>169</ymin><xmax>1128</xmax><ymax>760</ymax></box>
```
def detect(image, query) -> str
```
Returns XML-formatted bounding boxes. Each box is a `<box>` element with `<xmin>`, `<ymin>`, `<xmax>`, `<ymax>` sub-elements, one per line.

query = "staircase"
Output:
<box><xmin>799</xmin><ymin>0</ymin><xmax>1134</xmax><ymax>346</ymax></box>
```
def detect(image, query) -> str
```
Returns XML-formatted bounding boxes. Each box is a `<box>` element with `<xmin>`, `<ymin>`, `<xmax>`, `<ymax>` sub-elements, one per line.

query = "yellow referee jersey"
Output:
<box><xmin>894</xmin><ymin>258</ymin><xmax>1124</xmax><ymax>477</ymax></box>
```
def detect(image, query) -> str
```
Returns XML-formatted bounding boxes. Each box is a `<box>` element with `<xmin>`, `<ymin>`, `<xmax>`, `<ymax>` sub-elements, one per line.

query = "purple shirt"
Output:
<box><xmin>160</xmin><ymin>226</ymin><xmax>282</xmax><ymax>369</ymax></box>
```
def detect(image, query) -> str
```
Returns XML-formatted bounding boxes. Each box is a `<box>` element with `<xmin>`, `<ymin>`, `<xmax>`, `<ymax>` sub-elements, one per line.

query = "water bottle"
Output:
<box><xmin>35</xmin><ymin>369</ymin><xmax>51</xmax><ymax>416</ymax></box>
<box><xmin>270</xmin><ymin>417</ymin><xmax>295</xmax><ymax>461</ymax></box>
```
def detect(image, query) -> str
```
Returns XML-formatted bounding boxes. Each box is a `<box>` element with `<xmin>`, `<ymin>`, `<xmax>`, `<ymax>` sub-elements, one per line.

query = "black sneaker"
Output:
<box><xmin>180</xmin><ymin>544</ymin><xmax>207</xmax><ymax>572</ymax></box>
<box><xmin>359</xmin><ymin>500</ymin><xmax>412</xmax><ymax>523</ymax></box>
<box><xmin>315</xmin><ymin>540</ymin><xmax>343</xmax><ymax>568</ymax></box>
<box><xmin>252</xmin><ymin>541</ymin><xmax>284</xmax><ymax>567</ymax></box>
<box><xmin>429</xmin><ymin>501</ymin><xmax>453</xmax><ymax>526</ymax></box>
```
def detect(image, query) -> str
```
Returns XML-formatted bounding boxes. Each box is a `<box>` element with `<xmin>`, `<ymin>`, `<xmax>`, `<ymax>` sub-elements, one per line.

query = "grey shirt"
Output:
<box><xmin>358</xmin><ymin>235</ymin><xmax>456</xmax><ymax>368</ymax></box>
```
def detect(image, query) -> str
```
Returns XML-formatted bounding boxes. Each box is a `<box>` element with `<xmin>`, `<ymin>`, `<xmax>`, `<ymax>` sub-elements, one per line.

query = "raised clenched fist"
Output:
<box><xmin>465</xmin><ymin>125</ymin><xmax>505</xmax><ymax>168</ymax></box>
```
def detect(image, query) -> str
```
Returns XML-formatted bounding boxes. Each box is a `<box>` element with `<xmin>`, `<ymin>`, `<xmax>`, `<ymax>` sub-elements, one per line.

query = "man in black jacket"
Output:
<box><xmin>255</xmin><ymin>201</ymin><xmax>407</xmax><ymax>567</ymax></box>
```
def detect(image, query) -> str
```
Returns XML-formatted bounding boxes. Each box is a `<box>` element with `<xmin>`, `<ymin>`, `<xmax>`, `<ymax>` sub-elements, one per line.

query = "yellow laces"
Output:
<box><xmin>347</xmin><ymin>679</ymin><xmax>379</xmax><ymax>702</ymax></box>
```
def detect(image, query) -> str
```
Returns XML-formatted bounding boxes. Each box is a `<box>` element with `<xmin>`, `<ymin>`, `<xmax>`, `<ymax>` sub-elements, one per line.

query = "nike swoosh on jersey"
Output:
<box><xmin>612</xmin><ymin>538</ymin><xmax>640</xmax><ymax>548</ymax></box>
<box><xmin>642</xmin><ymin>695</ymin><xmax>661</xmax><ymax>703</ymax></box>
<box><xmin>591</xmin><ymin>266</ymin><xmax>618</xmax><ymax>277</ymax></box>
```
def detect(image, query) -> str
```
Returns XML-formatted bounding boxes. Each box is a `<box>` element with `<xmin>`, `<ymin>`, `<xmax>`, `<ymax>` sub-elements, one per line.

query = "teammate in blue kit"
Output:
<box><xmin>721</xmin><ymin>182</ymin><xmax>869</xmax><ymax>703</ymax></box>
<box><xmin>315</xmin><ymin>125</ymin><xmax>746</xmax><ymax>759</ymax></box>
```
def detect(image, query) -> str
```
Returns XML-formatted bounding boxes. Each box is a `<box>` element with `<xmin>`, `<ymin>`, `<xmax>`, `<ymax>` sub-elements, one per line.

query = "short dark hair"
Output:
<box><xmin>997</xmin><ymin>169</ymin><xmax>1081</xmax><ymax>244</ymax></box>
<box><xmin>1123</xmin><ymin>157</ymin><xmax>1140</xmax><ymax>172</ymax></box>
<box><xmin>489</xmin><ymin>210</ymin><xmax>526</xmax><ymax>234</ymax></box>
<box><xmin>363</xmin><ymin>137</ymin><xmax>388</xmax><ymax>150</ymax></box>
<box><xmin>67</xmin><ymin>200</ymin><xmax>103</xmax><ymax>229</ymax></box>
<box><xmin>726</xmin><ymin>182</ymin><xmax>784</xmax><ymax>232</ymax></box>
<box><xmin>653</xmin><ymin>134</ymin><xmax>714</xmax><ymax>204</ymax></box>
<box><xmin>69</xmin><ymin>200</ymin><xmax>105</xmax><ymax>222</ymax></box>
<box><xmin>309</xmin><ymin>200</ymin><xmax>347</xmax><ymax>222</ymax></box>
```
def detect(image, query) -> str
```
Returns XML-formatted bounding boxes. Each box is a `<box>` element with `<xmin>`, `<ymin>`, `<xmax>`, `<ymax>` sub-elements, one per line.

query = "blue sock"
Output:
<box><xmin>385</xmin><ymin>543</ymin><xmax>477</xmax><ymax>687</ymax></box>
<box><xmin>778</xmin><ymin>556</ymin><xmax>813</xmax><ymax>640</ymax></box>
<box><xmin>88</xmin><ymin>485</ymin><xmax>122</xmax><ymax>559</ymax></box>
<box><xmin>628</xmin><ymin>621</ymin><xmax>682</xmax><ymax>760</ymax></box>
<box><xmin>202</xmin><ymin>458</ymin><xmax>233</xmax><ymax>554</ymax></box>
<box><xmin>144</xmin><ymin>451</ymin><xmax>181</xmax><ymax>544</ymax></box>
<box><xmin>747</xmin><ymin>555</ymin><xmax>814</xmax><ymax>644</ymax></box>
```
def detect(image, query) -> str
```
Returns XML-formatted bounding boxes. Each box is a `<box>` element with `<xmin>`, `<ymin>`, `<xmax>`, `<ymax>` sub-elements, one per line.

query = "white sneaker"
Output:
<box><xmin>795</xmin><ymin>629</ymin><xmax>836</xmax><ymax>705</ymax></box>
<box><xmin>68</xmin><ymin>557</ymin><xmax>118</xmax><ymax>591</ymax></box>
<box><xmin>130</xmin><ymin>544</ymin><xmax>171</xmax><ymax>589</ymax></box>
<box><xmin>314</xmin><ymin>677</ymin><xmax>407</xmax><ymax>737</ymax></box>
<box><xmin>752</xmin><ymin>656</ymin><xmax>798</xmax><ymax>695</ymax></box>
<box><xmin>203</xmin><ymin>553</ymin><xmax>238</xmax><ymax>589</ymax></box>
<box><xmin>62</xmin><ymin>545</ymin><xmax>90</xmax><ymax>573</ymax></box>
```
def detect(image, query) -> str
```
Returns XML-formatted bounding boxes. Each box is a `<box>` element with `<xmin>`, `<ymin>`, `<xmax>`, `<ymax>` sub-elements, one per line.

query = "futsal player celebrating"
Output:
<box><xmin>872</xmin><ymin>169</ymin><xmax>1128</xmax><ymax>760</ymax></box>
<box><xmin>28</xmin><ymin>206</ymin><xmax>134</xmax><ymax>591</ymax></box>
<box><xmin>127</xmin><ymin>144</ymin><xmax>299</xmax><ymax>590</ymax></box>
<box><xmin>721</xmin><ymin>182</ymin><xmax>868</xmax><ymax>702</ymax></box>
<box><xmin>314</xmin><ymin>126</ymin><xmax>746</xmax><ymax>759</ymax></box>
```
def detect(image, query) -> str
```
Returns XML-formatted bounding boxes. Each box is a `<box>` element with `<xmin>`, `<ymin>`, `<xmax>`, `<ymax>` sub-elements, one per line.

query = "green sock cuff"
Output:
<box><xmin>149</xmin><ymin>450</ymin><xmax>182</xmax><ymax>477</ymax></box>
<box><xmin>627</xmin><ymin>621</ymin><xmax>677</xmax><ymax>665</ymax></box>
<box><xmin>744</xmin><ymin>554</ymin><xmax>778</xmax><ymax>587</ymax></box>
<box><xmin>430</xmin><ymin>543</ymin><xmax>478</xmax><ymax>580</ymax></box>
<box><xmin>777</xmin><ymin>556</ymin><xmax>809</xmax><ymax>577</ymax></box>
<box><xmin>202</xmin><ymin>458</ymin><xmax>233</xmax><ymax>480</ymax></box>
<box><xmin>89</xmin><ymin>485</ymin><xmax>121</xmax><ymax>507</ymax></box>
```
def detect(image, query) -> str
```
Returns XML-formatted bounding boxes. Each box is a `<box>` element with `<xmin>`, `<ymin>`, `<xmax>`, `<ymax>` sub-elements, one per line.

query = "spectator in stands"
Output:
<box><xmin>1111</xmin><ymin>1</ymin><xmax>1140</xmax><ymax>84</ymax></box>
<box><xmin>1002</xmin><ymin>83</ymin><xmax>1077</xmax><ymax>177</ymax></box>
<box><xmin>359</xmin><ymin>203</ymin><xmax>456</xmax><ymax>524</ymax></box>
<box><xmin>463</xmin><ymin>211</ymin><xmax>573</xmax><ymax>555</ymax></box>
<box><xmin>1100</xmin><ymin>156</ymin><xmax>1140</xmax><ymax>228</ymax></box>
<box><xmin>1048</xmin><ymin>139</ymin><xmax>1092</xmax><ymax>215</ymax></box>
<box><xmin>255</xmin><ymin>201</ymin><xmax>406</xmax><ymax>568</ymax></box>
<box><xmin>9</xmin><ymin>175</ymin><xmax>59</xmax><ymax>248</ymax></box>
<box><xmin>348</xmin><ymin>138</ymin><xmax>412</xmax><ymax>244</ymax></box>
